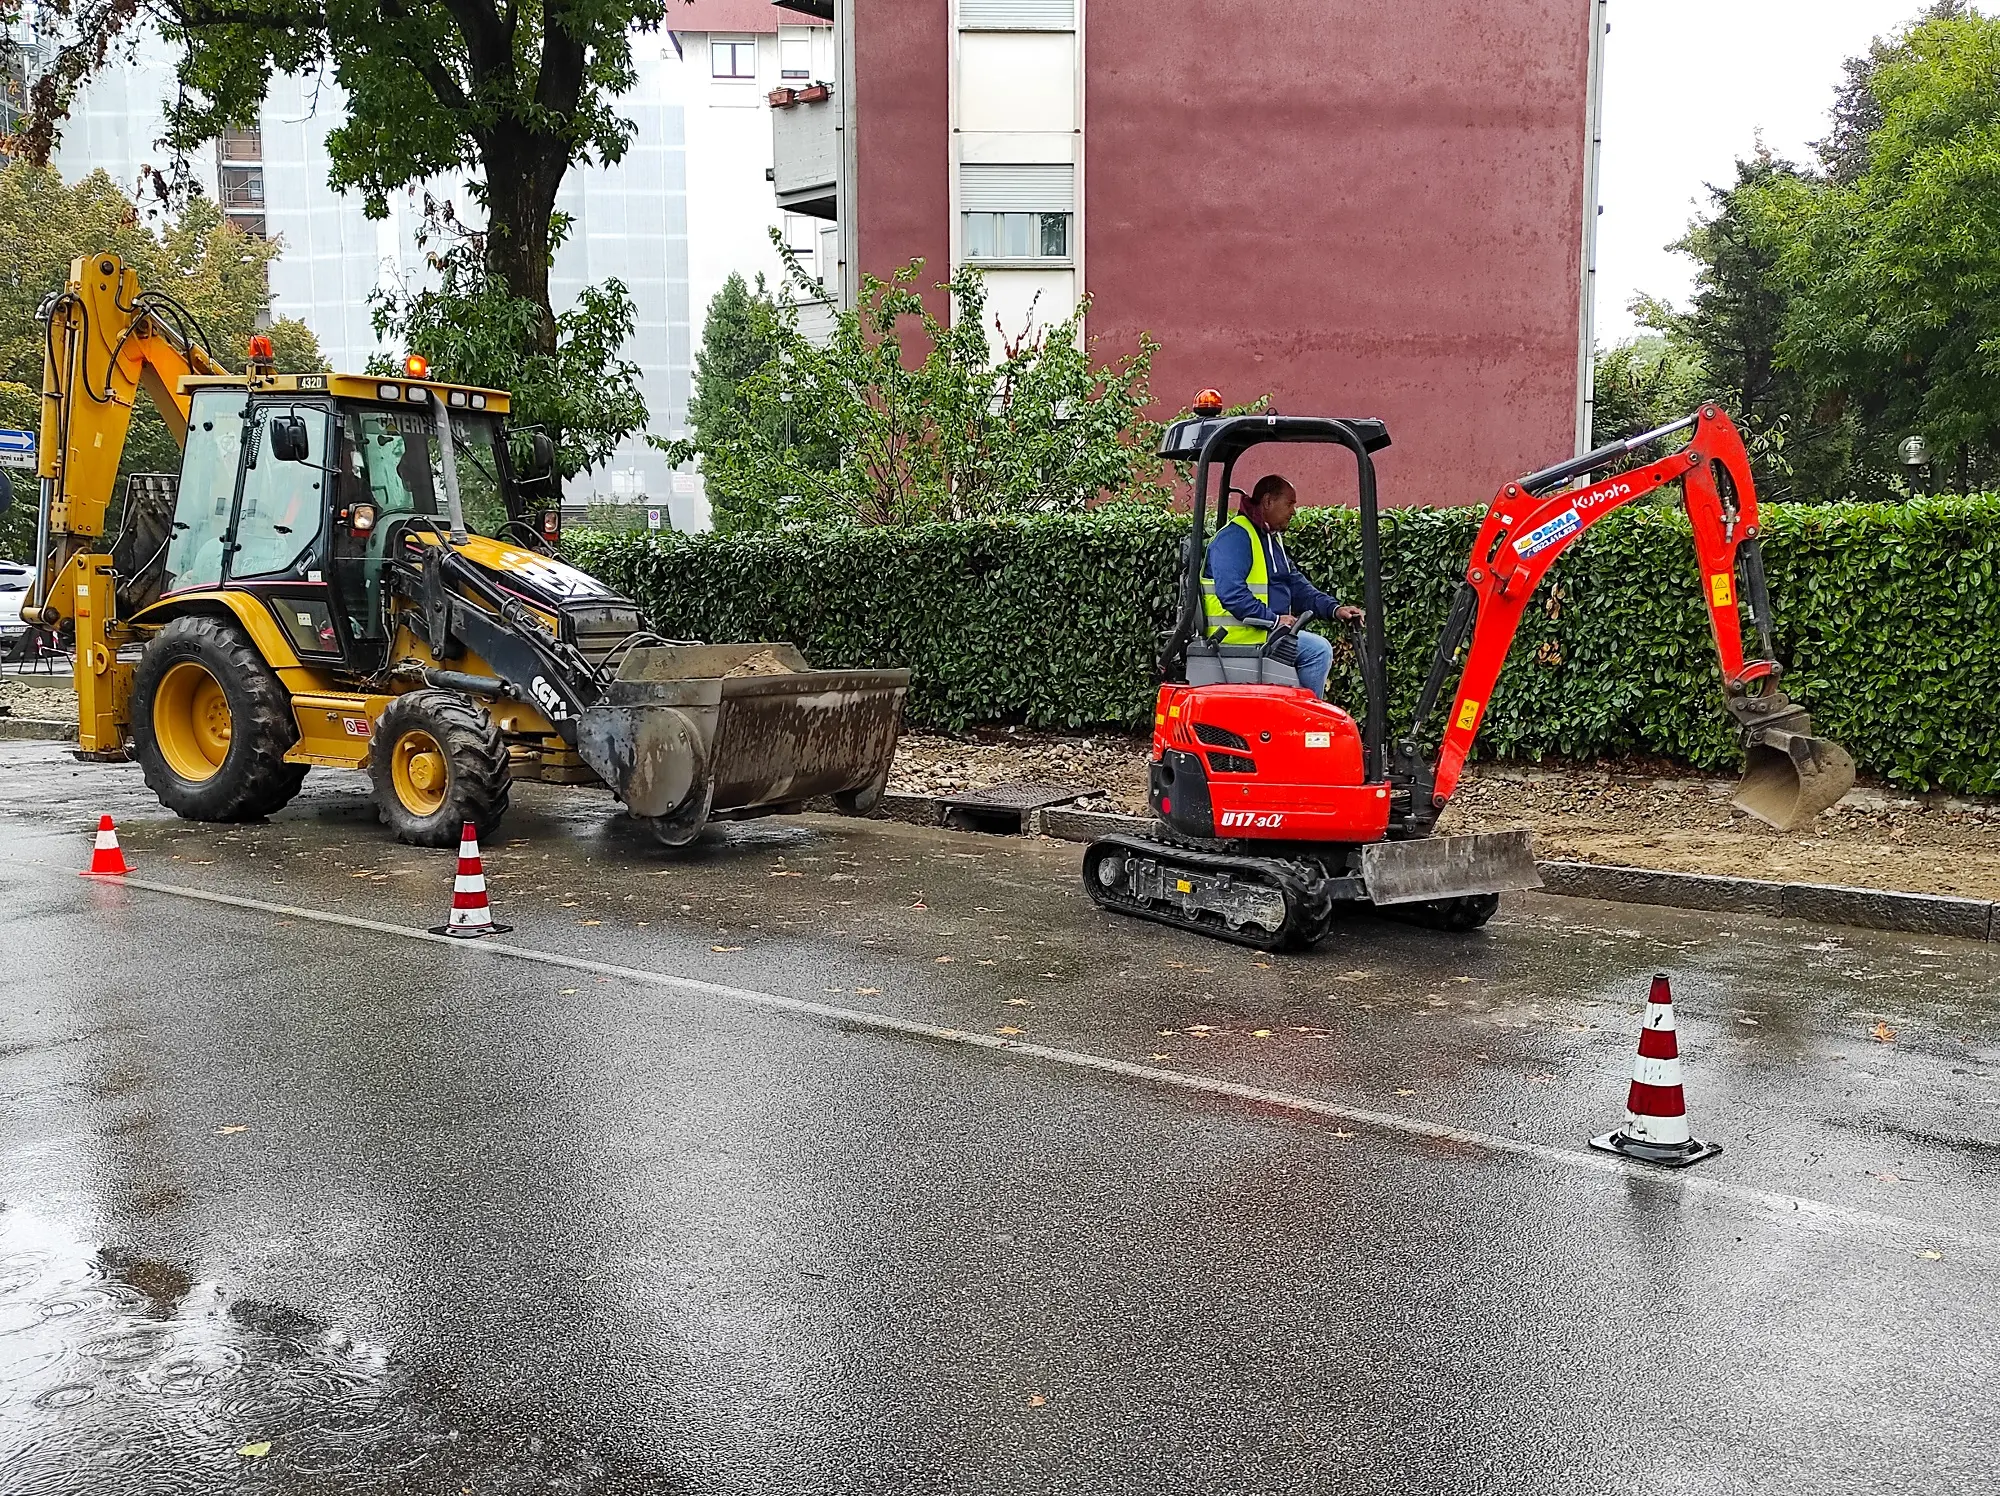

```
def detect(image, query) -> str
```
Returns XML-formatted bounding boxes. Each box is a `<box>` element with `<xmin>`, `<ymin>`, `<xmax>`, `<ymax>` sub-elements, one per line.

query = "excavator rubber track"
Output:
<box><xmin>1082</xmin><ymin>831</ymin><xmax>1344</xmax><ymax>951</ymax></box>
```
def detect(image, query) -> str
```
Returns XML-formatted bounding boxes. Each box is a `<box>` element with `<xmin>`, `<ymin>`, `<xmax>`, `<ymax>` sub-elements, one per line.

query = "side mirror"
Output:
<box><xmin>271</xmin><ymin>413</ymin><xmax>311</xmax><ymax>463</ymax></box>
<box><xmin>527</xmin><ymin>432</ymin><xmax>556</xmax><ymax>479</ymax></box>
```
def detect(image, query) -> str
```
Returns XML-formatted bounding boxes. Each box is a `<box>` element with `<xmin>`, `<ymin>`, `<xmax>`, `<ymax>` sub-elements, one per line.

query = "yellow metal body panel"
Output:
<box><xmin>287</xmin><ymin>692</ymin><xmax>396</xmax><ymax>768</ymax></box>
<box><xmin>383</xmin><ymin>625</ymin><xmax>559</xmax><ymax>739</ymax></box>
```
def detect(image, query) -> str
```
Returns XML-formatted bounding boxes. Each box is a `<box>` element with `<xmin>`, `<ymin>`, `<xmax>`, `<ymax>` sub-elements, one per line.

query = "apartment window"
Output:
<box><xmin>218</xmin><ymin>125</ymin><xmax>262</xmax><ymax>162</ymax></box>
<box><xmin>779</xmin><ymin>33</ymin><xmax>812</xmax><ymax>80</ymax></box>
<box><xmin>962</xmin><ymin>212</ymin><xmax>1069</xmax><ymax>262</ymax></box>
<box><xmin>711</xmin><ymin>39</ymin><xmax>757</xmax><ymax>79</ymax></box>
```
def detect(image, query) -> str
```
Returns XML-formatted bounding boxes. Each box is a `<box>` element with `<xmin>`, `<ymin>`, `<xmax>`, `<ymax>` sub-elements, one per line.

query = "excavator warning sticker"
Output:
<box><xmin>1515</xmin><ymin>508</ymin><xmax>1581</xmax><ymax>558</ymax></box>
<box><xmin>1455</xmin><ymin>698</ymin><xmax>1482</xmax><ymax>732</ymax></box>
<box><xmin>1305</xmin><ymin>732</ymin><xmax>1331</xmax><ymax>748</ymax></box>
<box><xmin>1710</xmin><ymin>573</ymin><xmax>1735</xmax><ymax>608</ymax></box>
<box><xmin>341</xmin><ymin>717</ymin><xmax>371</xmax><ymax>737</ymax></box>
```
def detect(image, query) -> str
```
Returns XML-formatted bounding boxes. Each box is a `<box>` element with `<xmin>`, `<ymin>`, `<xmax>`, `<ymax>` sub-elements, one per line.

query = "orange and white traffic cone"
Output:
<box><xmin>80</xmin><ymin>814</ymin><xmax>131</xmax><ymax>877</ymax></box>
<box><xmin>1590</xmin><ymin>973</ymin><xmax>1721</xmax><ymax>1168</ymax></box>
<box><xmin>430</xmin><ymin>822</ymin><xmax>511</xmax><ymax>938</ymax></box>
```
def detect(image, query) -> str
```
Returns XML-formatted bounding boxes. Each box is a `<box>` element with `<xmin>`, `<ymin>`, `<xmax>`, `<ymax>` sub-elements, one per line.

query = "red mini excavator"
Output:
<box><xmin>1083</xmin><ymin>400</ymin><xmax>1855</xmax><ymax>949</ymax></box>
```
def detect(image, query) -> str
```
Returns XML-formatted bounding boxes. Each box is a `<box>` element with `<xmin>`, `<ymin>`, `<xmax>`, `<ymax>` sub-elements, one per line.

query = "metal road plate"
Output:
<box><xmin>939</xmin><ymin>782</ymin><xmax>1101</xmax><ymax>813</ymax></box>
<box><xmin>1361</xmin><ymin>829</ymin><xmax>1542</xmax><ymax>906</ymax></box>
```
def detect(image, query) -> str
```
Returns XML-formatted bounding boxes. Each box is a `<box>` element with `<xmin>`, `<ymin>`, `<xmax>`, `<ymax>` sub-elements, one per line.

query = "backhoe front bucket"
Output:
<box><xmin>1731</xmin><ymin>728</ymin><xmax>1856</xmax><ymax>832</ymax></box>
<box><xmin>575</xmin><ymin>643</ymin><xmax>910</xmax><ymax>846</ymax></box>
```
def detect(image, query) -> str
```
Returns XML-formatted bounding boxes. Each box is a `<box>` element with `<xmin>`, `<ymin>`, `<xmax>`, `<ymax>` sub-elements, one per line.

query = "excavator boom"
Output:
<box><xmin>1422</xmin><ymin>405</ymin><xmax>1855</xmax><ymax>830</ymax></box>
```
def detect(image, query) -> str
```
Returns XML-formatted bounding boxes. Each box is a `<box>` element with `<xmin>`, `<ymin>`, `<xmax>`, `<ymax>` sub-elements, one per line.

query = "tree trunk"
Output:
<box><xmin>480</xmin><ymin>146</ymin><xmax>564</xmax><ymax>357</ymax></box>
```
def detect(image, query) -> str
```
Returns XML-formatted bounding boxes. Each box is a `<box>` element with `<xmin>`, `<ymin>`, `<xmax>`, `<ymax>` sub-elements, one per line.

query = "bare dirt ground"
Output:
<box><xmin>889</xmin><ymin>727</ymin><xmax>2000</xmax><ymax>902</ymax></box>
<box><xmin>0</xmin><ymin>675</ymin><xmax>74</xmax><ymax>721</ymax></box>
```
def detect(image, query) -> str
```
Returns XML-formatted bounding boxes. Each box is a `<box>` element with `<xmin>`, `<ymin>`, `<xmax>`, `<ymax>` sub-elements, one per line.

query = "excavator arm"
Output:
<box><xmin>29</xmin><ymin>253</ymin><xmax>222</xmax><ymax>625</ymax></box>
<box><xmin>1414</xmin><ymin>404</ymin><xmax>1854</xmax><ymax>831</ymax></box>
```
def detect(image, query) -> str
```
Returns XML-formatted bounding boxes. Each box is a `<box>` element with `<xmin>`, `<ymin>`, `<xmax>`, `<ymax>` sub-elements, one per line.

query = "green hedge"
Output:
<box><xmin>568</xmin><ymin>495</ymin><xmax>2000</xmax><ymax>794</ymax></box>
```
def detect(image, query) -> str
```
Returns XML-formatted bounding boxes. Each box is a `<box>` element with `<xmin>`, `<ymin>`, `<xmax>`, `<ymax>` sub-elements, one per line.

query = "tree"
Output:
<box><xmin>1775</xmin><ymin>9</ymin><xmax>2000</xmax><ymax>494</ymax></box>
<box><xmin>669</xmin><ymin>246</ymin><xmax>1169</xmax><ymax>528</ymax></box>
<box><xmin>0</xmin><ymin>164</ymin><xmax>326</xmax><ymax>558</ymax></box>
<box><xmin>369</xmin><ymin>234</ymin><xmax>646</xmax><ymax>481</ymax></box>
<box><xmin>686</xmin><ymin>272</ymin><xmax>784</xmax><ymax>531</ymax></box>
<box><xmin>23</xmin><ymin>0</ymin><xmax>671</xmax><ymax>353</ymax></box>
<box><xmin>1590</xmin><ymin>333</ymin><xmax>1707</xmax><ymax>447</ymax></box>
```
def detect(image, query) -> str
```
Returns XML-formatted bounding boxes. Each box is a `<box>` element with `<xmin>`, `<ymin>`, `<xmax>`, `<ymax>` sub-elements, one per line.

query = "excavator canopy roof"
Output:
<box><xmin>1157</xmin><ymin>413</ymin><xmax>1391</xmax><ymax>464</ymax></box>
<box><xmin>178</xmin><ymin>372</ymin><xmax>512</xmax><ymax>415</ymax></box>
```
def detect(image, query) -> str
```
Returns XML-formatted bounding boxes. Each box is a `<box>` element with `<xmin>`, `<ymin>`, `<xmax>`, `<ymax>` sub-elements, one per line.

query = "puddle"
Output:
<box><xmin>0</xmin><ymin>1209</ymin><xmax>607</xmax><ymax>1493</ymax></box>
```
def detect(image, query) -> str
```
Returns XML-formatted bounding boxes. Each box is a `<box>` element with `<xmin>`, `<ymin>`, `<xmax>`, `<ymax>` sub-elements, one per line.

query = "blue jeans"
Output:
<box><xmin>1294</xmin><ymin>628</ymin><xmax>1334</xmax><ymax>700</ymax></box>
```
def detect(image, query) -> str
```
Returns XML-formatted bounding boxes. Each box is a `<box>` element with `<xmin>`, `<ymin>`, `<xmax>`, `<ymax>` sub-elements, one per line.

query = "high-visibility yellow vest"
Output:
<box><xmin>1201</xmin><ymin>513</ymin><xmax>1272</xmax><ymax>644</ymax></box>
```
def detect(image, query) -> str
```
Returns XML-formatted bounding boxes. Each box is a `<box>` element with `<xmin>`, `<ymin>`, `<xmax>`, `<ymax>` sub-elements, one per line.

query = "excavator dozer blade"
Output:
<box><xmin>1731</xmin><ymin>728</ymin><xmax>1856</xmax><ymax>832</ymax></box>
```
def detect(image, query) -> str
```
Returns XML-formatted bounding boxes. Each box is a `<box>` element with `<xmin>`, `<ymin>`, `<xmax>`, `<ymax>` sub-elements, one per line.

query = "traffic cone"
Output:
<box><xmin>80</xmin><ymin>814</ymin><xmax>131</xmax><ymax>877</ymax></box>
<box><xmin>1590</xmin><ymin>974</ymin><xmax>1721</xmax><ymax>1168</ymax></box>
<box><xmin>430</xmin><ymin>822</ymin><xmax>511</xmax><ymax>938</ymax></box>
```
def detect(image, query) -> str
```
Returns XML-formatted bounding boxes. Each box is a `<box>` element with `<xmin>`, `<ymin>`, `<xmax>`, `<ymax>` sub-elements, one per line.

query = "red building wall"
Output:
<box><xmin>853</xmin><ymin>1</ymin><xmax>952</xmax><ymax>319</ymax></box>
<box><xmin>854</xmin><ymin>0</ymin><xmax>1591</xmax><ymax>507</ymax></box>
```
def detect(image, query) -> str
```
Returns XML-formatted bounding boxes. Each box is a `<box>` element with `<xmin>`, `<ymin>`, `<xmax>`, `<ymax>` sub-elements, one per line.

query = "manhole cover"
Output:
<box><xmin>938</xmin><ymin>782</ymin><xmax>1101</xmax><ymax>835</ymax></box>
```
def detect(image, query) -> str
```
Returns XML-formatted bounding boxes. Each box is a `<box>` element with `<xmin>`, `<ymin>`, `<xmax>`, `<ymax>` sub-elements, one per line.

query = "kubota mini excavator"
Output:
<box><xmin>24</xmin><ymin>253</ymin><xmax>907</xmax><ymax>845</ymax></box>
<box><xmin>1083</xmin><ymin>397</ymin><xmax>1856</xmax><ymax>950</ymax></box>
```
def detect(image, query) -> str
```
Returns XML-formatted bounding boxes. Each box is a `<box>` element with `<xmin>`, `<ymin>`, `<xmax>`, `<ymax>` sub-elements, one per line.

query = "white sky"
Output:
<box><xmin>1594</xmin><ymin>0</ymin><xmax>1990</xmax><ymax>342</ymax></box>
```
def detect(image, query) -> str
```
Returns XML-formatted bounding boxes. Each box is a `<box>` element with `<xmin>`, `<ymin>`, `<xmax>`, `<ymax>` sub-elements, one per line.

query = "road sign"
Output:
<box><xmin>646</xmin><ymin>508</ymin><xmax>662</xmax><ymax>531</ymax></box>
<box><xmin>0</xmin><ymin>429</ymin><xmax>33</xmax><ymax>469</ymax></box>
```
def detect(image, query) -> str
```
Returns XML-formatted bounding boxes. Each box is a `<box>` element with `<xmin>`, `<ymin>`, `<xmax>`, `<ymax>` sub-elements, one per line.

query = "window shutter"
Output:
<box><xmin>960</xmin><ymin>0</ymin><xmax>1076</xmax><ymax>28</ymax></box>
<box><xmin>960</xmin><ymin>163</ymin><xmax>1075</xmax><ymax>214</ymax></box>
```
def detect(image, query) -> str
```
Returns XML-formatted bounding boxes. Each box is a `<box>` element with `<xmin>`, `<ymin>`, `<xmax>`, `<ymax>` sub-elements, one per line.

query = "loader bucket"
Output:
<box><xmin>1731</xmin><ymin>728</ymin><xmax>1856</xmax><ymax>832</ymax></box>
<box><xmin>576</xmin><ymin>643</ymin><xmax>910</xmax><ymax>845</ymax></box>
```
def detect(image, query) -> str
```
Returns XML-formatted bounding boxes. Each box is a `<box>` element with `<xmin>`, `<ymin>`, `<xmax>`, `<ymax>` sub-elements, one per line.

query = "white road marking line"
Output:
<box><xmin>116</xmin><ymin>875</ymin><xmax>1996</xmax><ymax>1257</ymax></box>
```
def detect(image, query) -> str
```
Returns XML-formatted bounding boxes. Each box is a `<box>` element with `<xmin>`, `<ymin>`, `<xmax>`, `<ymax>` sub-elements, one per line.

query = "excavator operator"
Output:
<box><xmin>1201</xmin><ymin>475</ymin><xmax>1364</xmax><ymax>699</ymax></box>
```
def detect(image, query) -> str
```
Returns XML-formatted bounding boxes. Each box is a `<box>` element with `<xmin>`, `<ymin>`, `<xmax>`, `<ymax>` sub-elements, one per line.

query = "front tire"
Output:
<box><xmin>370</xmin><ymin>690</ymin><xmax>511</xmax><ymax>847</ymax></box>
<box><xmin>131</xmin><ymin>615</ymin><xmax>306</xmax><ymax>822</ymax></box>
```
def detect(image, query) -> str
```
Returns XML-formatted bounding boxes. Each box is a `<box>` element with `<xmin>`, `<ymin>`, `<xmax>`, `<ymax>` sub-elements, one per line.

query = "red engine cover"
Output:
<box><xmin>1151</xmin><ymin>683</ymin><xmax>1390</xmax><ymax>843</ymax></box>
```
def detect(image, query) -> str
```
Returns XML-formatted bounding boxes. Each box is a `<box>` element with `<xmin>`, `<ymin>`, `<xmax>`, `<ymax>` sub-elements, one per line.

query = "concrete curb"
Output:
<box><xmin>1023</xmin><ymin>803</ymin><xmax>1995</xmax><ymax>943</ymax></box>
<box><xmin>0</xmin><ymin>717</ymin><xmax>77</xmax><ymax>742</ymax></box>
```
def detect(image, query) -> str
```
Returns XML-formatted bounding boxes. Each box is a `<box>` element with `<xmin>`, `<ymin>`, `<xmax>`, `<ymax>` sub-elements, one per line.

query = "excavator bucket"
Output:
<box><xmin>1731</xmin><ymin>728</ymin><xmax>1856</xmax><ymax>832</ymax></box>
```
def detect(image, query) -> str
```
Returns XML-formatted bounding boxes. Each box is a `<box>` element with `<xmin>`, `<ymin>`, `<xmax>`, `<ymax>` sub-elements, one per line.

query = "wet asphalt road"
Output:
<box><xmin>1</xmin><ymin>740</ymin><xmax>1997</xmax><ymax>1493</ymax></box>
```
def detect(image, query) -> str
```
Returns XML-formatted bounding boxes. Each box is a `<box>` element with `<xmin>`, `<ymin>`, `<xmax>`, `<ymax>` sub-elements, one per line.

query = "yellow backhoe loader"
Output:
<box><xmin>23</xmin><ymin>252</ymin><xmax>907</xmax><ymax>845</ymax></box>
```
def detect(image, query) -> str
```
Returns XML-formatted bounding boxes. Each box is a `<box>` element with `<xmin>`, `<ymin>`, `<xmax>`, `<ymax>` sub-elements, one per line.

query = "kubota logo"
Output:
<box><xmin>1577</xmin><ymin>479</ymin><xmax>1633</xmax><ymax>509</ymax></box>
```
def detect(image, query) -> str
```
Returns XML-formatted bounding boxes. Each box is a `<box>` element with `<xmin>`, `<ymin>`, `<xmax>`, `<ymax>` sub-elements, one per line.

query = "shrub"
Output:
<box><xmin>569</xmin><ymin>494</ymin><xmax>2000</xmax><ymax>793</ymax></box>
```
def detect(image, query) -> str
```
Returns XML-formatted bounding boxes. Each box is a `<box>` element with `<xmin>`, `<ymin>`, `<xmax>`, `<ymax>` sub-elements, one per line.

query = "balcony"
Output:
<box><xmin>769</xmin><ymin>85</ymin><xmax>836</xmax><ymax>220</ymax></box>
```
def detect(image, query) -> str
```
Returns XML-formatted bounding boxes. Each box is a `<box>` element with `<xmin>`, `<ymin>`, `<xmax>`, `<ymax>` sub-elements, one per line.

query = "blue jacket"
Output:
<box><xmin>1205</xmin><ymin>519</ymin><xmax>1341</xmax><ymax>626</ymax></box>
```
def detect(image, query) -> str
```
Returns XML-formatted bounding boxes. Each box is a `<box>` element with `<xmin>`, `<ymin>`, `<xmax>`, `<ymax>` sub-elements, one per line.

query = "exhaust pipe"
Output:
<box><xmin>1732</xmin><ymin>726</ymin><xmax>1856</xmax><ymax>832</ymax></box>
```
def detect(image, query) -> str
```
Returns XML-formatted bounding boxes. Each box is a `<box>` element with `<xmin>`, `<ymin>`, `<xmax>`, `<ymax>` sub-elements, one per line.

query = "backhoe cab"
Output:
<box><xmin>28</xmin><ymin>253</ymin><xmax>907</xmax><ymax>845</ymax></box>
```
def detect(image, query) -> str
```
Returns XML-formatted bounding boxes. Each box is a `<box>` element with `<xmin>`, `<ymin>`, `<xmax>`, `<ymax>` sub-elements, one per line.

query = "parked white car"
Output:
<box><xmin>0</xmin><ymin>560</ymin><xmax>30</xmax><ymax>639</ymax></box>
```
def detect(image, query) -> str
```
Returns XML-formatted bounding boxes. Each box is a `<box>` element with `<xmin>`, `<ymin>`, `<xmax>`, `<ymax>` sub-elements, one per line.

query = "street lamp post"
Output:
<box><xmin>1899</xmin><ymin>434</ymin><xmax>1930</xmax><ymax>498</ymax></box>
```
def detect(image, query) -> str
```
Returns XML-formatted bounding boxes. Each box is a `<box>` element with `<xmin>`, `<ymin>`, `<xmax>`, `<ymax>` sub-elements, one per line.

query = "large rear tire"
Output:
<box><xmin>131</xmin><ymin>615</ymin><xmax>307</xmax><ymax>822</ymax></box>
<box><xmin>370</xmin><ymin>690</ymin><xmax>511</xmax><ymax>847</ymax></box>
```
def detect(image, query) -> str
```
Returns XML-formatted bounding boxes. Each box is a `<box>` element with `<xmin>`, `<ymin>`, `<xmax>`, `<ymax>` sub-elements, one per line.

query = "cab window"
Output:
<box><xmin>230</xmin><ymin>406</ymin><xmax>330</xmax><ymax>580</ymax></box>
<box><xmin>164</xmin><ymin>388</ymin><xmax>246</xmax><ymax>592</ymax></box>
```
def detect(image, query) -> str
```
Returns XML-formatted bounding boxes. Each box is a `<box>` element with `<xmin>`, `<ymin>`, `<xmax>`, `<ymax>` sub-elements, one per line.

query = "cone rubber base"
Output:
<box><xmin>430</xmin><ymin>922</ymin><xmax>513</xmax><ymax>938</ymax></box>
<box><xmin>1589</xmin><ymin>1131</ymin><xmax>1722</xmax><ymax>1169</ymax></box>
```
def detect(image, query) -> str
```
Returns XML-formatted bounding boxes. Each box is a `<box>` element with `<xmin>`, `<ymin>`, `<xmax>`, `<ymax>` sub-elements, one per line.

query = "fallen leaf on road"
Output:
<box><xmin>1003</xmin><ymin>998</ymin><xmax>1032</xmax><ymax>1007</ymax></box>
<box><xmin>711</xmin><ymin>945</ymin><xmax>743</xmax><ymax>953</ymax></box>
<box><xmin>1871</xmin><ymin>1023</ymin><xmax>1897</xmax><ymax>1043</ymax></box>
<box><xmin>996</xmin><ymin>1026</ymin><xmax>1024</xmax><ymax>1036</ymax></box>
<box><xmin>855</xmin><ymin>987</ymin><xmax>880</xmax><ymax>995</ymax></box>
<box><xmin>1039</xmin><ymin>972</ymin><xmax>1060</xmax><ymax>979</ymax></box>
<box><xmin>236</xmin><ymin>1442</ymin><xmax>272</xmax><ymax>1458</ymax></box>
<box><xmin>214</xmin><ymin>1125</ymin><xmax>249</xmax><ymax>1136</ymax></box>
<box><xmin>909</xmin><ymin>900</ymin><xmax>928</xmax><ymax>911</ymax></box>
<box><xmin>1738</xmin><ymin>1017</ymin><xmax>1760</xmax><ymax>1026</ymax></box>
<box><xmin>1251</xmin><ymin>1029</ymin><xmax>1272</xmax><ymax>1038</ymax></box>
<box><xmin>1394</xmin><ymin>1088</ymin><xmax>1417</xmax><ymax>1097</ymax></box>
<box><xmin>978</xmin><ymin>959</ymin><xmax>998</xmax><ymax>966</ymax></box>
<box><xmin>1332</xmin><ymin>1129</ymin><xmax>1355</xmax><ymax>1139</ymax></box>
<box><xmin>935</xmin><ymin>955</ymin><xmax>956</xmax><ymax>964</ymax></box>
<box><xmin>1028</xmin><ymin>1394</ymin><xmax>1046</xmax><ymax>1407</ymax></box>
<box><xmin>578</xmin><ymin>919</ymin><xmax>601</xmax><ymax>926</ymax></box>
<box><xmin>1920</xmin><ymin>1249</ymin><xmax>1943</xmax><ymax>1261</ymax></box>
<box><xmin>1158</xmin><ymin>1028</ymin><xmax>1178</xmax><ymax>1037</ymax></box>
<box><xmin>1149</xmin><ymin>1053</ymin><xmax>1173</xmax><ymax>1062</ymax></box>
<box><xmin>770</xmin><ymin>870</ymin><xmax>802</xmax><ymax>878</ymax></box>
<box><xmin>1186</xmin><ymin>1025</ymin><xmax>1215</xmax><ymax>1034</ymax></box>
